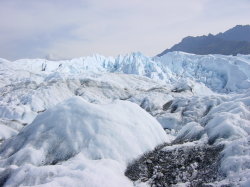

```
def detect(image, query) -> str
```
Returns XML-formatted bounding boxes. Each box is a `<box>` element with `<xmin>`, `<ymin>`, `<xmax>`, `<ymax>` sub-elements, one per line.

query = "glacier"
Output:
<box><xmin>0</xmin><ymin>97</ymin><xmax>169</xmax><ymax>187</ymax></box>
<box><xmin>0</xmin><ymin>51</ymin><xmax>250</xmax><ymax>186</ymax></box>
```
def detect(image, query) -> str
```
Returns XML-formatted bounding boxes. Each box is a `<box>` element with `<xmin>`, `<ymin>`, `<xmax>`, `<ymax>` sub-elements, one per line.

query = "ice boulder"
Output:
<box><xmin>0</xmin><ymin>96</ymin><xmax>169</xmax><ymax>186</ymax></box>
<box><xmin>175</xmin><ymin>122</ymin><xmax>205</xmax><ymax>143</ymax></box>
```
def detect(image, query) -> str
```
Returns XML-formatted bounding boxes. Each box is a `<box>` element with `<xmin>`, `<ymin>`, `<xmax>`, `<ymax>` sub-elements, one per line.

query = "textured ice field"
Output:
<box><xmin>0</xmin><ymin>52</ymin><xmax>250</xmax><ymax>186</ymax></box>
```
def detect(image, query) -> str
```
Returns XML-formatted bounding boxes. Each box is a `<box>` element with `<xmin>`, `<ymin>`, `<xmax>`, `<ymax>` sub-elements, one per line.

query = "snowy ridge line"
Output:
<box><xmin>1</xmin><ymin>51</ymin><xmax>250</xmax><ymax>93</ymax></box>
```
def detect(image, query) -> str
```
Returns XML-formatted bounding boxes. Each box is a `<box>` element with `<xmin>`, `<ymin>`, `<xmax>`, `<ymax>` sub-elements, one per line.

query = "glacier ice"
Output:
<box><xmin>0</xmin><ymin>51</ymin><xmax>250</xmax><ymax>186</ymax></box>
<box><xmin>2</xmin><ymin>51</ymin><xmax>250</xmax><ymax>93</ymax></box>
<box><xmin>0</xmin><ymin>97</ymin><xmax>169</xmax><ymax>186</ymax></box>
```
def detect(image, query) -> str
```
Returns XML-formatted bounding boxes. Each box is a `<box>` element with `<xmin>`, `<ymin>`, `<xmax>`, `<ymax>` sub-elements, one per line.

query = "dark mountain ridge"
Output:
<box><xmin>158</xmin><ymin>25</ymin><xmax>250</xmax><ymax>56</ymax></box>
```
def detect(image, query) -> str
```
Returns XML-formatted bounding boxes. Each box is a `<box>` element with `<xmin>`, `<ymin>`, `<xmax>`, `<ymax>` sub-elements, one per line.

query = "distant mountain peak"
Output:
<box><xmin>216</xmin><ymin>24</ymin><xmax>250</xmax><ymax>42</ymax></box>
<box><xmin>158</xmin><ymin>25</ymin><xmax>250</xmax><ymax>56</ymax></box>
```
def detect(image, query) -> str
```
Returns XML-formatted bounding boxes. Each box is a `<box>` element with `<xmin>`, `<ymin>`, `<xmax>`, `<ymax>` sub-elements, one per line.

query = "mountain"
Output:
<box><xmin>216</xmin><ymin>25</ymin><xmax>250</xmax><ymax>42</ymax></box>
<box><xmin>158</xmin><ymin>25</ymin><xmax>250</xmax><ymax>56</ymax></box>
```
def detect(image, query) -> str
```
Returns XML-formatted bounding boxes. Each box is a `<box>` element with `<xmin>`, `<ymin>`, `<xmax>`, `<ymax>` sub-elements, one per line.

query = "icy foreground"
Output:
<box><xmin>0</xmin><ymin>97</ymin><xmax>168</xmax><ymax>186</ymax></box>
<box><xmin>0</xmin><ymin>52</ymin><xmax>250</xmax><ymax>186</ymax></box>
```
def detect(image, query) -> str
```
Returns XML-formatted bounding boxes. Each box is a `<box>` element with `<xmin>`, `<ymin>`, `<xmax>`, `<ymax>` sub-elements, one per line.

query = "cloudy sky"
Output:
<box><xmin>0</xmin><ymin>0</ymin><xmax>250</xmax><ymax>60</ymax></box>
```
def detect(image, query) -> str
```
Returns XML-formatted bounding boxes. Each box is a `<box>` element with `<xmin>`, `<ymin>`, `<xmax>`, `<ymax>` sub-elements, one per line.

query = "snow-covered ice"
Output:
<box><xmin>0</xmin><ymin>96</ymin><xmax>169</xmax><ymax>186</ymax></box>
<box><xmin>0</xmin><ymin>51</ymin><xmax>250</xmax><ymax>186</ymax></box>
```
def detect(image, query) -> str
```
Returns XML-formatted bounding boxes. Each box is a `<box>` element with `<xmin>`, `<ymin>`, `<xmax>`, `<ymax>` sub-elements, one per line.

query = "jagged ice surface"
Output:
<box><xmin>0</xmin><ymin>52</ymin><xmax>250</xmax><ymax>186</ymax></box>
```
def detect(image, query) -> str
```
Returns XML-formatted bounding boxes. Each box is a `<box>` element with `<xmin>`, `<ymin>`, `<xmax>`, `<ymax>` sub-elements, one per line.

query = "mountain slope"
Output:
<box><xmin>158</xmin><ymin>25</ymin><xmax>250</xmax><ymax>56</ymax></box>
<box><xmin>216</xmin><ymin>25</ymin><xmax>250</xmax><ymax>42</ymax></box>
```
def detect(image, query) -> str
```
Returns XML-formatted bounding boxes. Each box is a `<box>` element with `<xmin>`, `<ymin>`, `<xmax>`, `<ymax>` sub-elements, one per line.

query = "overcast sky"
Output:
<box><xmin>0</xmin><ymin>0</ymin><xmax>250</xmax><ymax>60</ymax></box>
